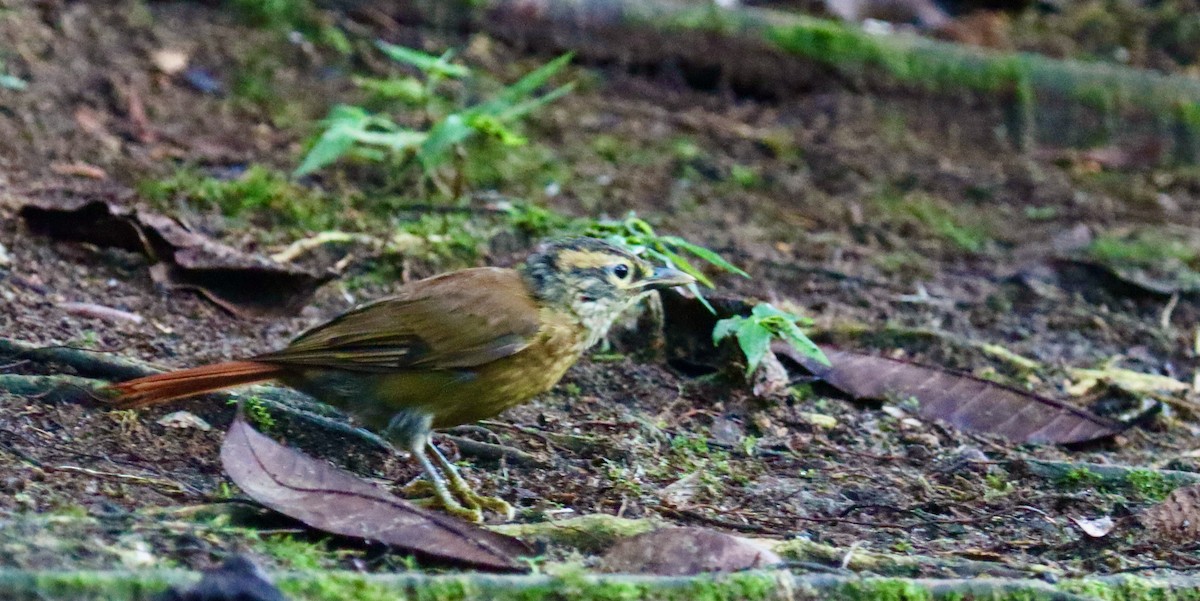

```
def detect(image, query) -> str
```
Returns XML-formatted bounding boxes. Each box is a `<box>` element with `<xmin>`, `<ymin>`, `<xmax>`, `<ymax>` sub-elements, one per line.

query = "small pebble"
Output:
<box><xmin>157</xmin><ymin>411</ymin><xmax>212</xmax><ymax>432</ymax></box>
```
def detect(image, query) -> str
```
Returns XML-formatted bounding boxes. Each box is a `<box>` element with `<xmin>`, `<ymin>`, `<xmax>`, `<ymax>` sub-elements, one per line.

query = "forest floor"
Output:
<box><xmin>3</xmin><ymin>0</ymin><xmax>1200</xmax><ymax>590</ymax></box>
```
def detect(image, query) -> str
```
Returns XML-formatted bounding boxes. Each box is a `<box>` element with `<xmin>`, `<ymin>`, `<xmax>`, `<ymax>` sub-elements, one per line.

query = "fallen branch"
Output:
<box><xmin>0</xmin><ymin>567</ymin><xmax>1168</xmax><ymax>601</ymax></box>
<box><xmin>1017</xmin><ymin>459</ymin><xmax>1200</xmax><ymax>489</ymax></box>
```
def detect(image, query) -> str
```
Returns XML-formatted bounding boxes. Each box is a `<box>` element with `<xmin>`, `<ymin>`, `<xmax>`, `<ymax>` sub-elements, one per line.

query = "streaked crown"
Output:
<box><xmin>521</xmin><ymin>237</ymin><xmax>695</xmax><ymax>347</ymax></box>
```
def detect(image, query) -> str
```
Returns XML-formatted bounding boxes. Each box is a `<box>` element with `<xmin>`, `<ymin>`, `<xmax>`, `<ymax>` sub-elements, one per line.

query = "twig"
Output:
<box><xmin>0</xmin><ymin>337</ymin><xmax>161</xmax><ymax>381</ymax></box>
<box><xmin>49</xmin><ymin>465</ymin><xmax>195</xmax><ymax>496</ymax></box>
<box><xmin>1161</xmin><ymin>293</ymin><xmax>1180</xmax><ymax>330</ymax></box>
<box><xmin>442</xmin><ymin>434</ymin><xmax>549</xmax><ymax>468</ymax></box>
<box><xmin>270</xmin><ymin>231</ymin><xmax>384</xmax><ymax>264</ymax></box>
<box><xmin>59</xmin><ymin>302</ymin><xmax>144</xmax><ymax>325</ymax></box>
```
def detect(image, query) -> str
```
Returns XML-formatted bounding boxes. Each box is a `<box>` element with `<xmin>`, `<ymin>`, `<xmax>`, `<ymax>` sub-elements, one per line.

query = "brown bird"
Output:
<box><xmin>110</xmin><ymin>238</ymin><xmax>694</xmax><ymax>522</ymax></box>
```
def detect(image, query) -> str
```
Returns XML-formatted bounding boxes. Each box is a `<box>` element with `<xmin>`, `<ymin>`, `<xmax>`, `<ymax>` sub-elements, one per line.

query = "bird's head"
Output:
<box><xmin>521</xmin><ymin>237</ymin><xmax>695</xmax><ymax>347</ymax></box>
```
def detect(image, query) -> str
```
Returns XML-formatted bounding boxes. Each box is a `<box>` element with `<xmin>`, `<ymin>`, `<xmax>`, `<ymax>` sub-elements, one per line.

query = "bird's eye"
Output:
<box><xmin>612</xmin><ymin>263</ymin><xmax>631</xmax><ymax>280</ymax></box>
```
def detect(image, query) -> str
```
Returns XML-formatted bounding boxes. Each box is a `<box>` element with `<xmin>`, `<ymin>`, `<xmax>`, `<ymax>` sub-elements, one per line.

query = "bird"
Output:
<box><xmin>109</xmin><ymin>237</ymin><xmax>695</xmax><ymax>522</ymax></box>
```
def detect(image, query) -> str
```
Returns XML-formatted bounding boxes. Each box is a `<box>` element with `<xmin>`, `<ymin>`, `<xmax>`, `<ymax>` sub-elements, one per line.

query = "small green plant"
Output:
<box><xmin>0</xmin><ymin>59</ymin><xmax>26</xmax><ymax>91</ymax></box>
<box><xmin>230</xmin><ymin>396</ymin><xmax>276</xmax><ymax>431</ymax></box>
<box><xmin>229</xmin><ymin>0</ymin><xmax>311</xmax><ymax>28</ymax></box>
<box><xmin>713</xmin><ymin>303</ymin><xmax>829</xmax><ymax>376</ymax></box>
<box><xmin>215</xmin><ymin>482</ymin><xmax>238</xmax><ymax>500</ymax></box>
<box><xmin>296</xmin><ymin>42</ymin><xmax>574</xmax><ymax>198</ymax></box>
<box><xmin>228</xmin><ymin>0</ymin><xmax>350</xmax><ymax>54</ymax></box>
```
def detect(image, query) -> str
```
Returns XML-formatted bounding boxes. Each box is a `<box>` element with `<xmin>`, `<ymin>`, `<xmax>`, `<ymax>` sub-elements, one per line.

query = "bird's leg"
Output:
<box><xmin>406</xmin><ymin>437</ymin><xmax>484</xmax><ymax>524</ymax></box>
<box><xmin>387</xmin><ymin>411</ymin><xmax>484</xmax><ymax>523</ymax></box>
<box><xmin>427</xmin><ymin>441</ymin><xmax>515</xmax><ymax>521</ymax></box>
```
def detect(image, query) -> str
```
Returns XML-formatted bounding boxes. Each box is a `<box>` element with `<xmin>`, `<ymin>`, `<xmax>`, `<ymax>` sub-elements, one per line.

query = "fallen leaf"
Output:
<box><xmin>19</xmin><ymin>189</ymin><xmax>332</xmax><ymax>317</ymax></box>
<box><xmin>221</xmin><ymin>417</ymin><xmax>530</xmax><ymax>572</ymax></box>
<box><xmin>1141</xmin><ymin>484</ymin><xmax>1200</xmax><ymax>541</ymax></box>
<box><xmin>157</xmin><ymin>410</ymin><xmax>212</xmax><ymax>431</ymax></box>
<box><xmin>49</xmin><ymin>161</ymin><xmax>109</xmax><ymax>180</ymax></box>
<box><xmin>1066</xmin><ymin>366</ymin><xmax>1190</xmax><ymax>396</ymax></box>
<box><xmin>658</xmin><ymin>472</ymin><xmax>701</xmax><ymax>507</ymax></box>
<box><xmin>780</xmin><ymin>345</ymin><xmax>1127</xmax><ymax>444</ymax></box>
<box><xmin>151</xmin><ymin>48</ymin><xmax>190</xmax><ymax>75</ymax></box>
<box><xmin>599</xmin><ymin>527</ymin><xmax>781</xmax><ymax>575</ymax></box>
<box><xmin>1070</xmin><ymin>516</ymin><xmax>1115</xmax><ymax>538</ymax></box>
<box><xmin>137</xmin><ymin>212</ymin><xmax>334</xmax><ymax>316</ymax></box>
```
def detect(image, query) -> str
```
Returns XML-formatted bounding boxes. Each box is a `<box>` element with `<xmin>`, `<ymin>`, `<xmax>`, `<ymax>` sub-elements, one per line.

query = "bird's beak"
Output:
<box><xmin>639</xmin><ymin>266</ymin><xmax>696</xmax><ymax>290</ymax></box>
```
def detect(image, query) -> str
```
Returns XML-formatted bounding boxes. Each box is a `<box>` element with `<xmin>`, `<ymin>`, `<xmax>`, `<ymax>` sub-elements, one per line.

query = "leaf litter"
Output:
<box><xmin>220</xmin><ymin>415</ymin><xmax>531</xmax><ymax>572</ymax></box>
<box><xmin>17</xmin><ymin>186</ymin><xmax>333</xmax><ymax>317</ymax></box>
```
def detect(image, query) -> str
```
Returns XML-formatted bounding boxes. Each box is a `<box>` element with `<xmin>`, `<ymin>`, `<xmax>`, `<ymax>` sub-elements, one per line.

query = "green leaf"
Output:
<box><xmin>351</xmin><ymin>129</ymin><xmax>427</xmax><ymax>151</ymax></box>
<box><xmin>662</xmin><ymin>236</ymin><xmax>749</xmax><ymax>277</ymax></box>
<box><xmin>418</xmin><ymin>113</ymin><xmax>474</xmax><ymax>170</ymax></box>
<box><xmin>776</xmin><ymin>319</ymin><xmax>830</xmax><ymax>366</ymax></box>
<box><xmin>295</xmin><ymin>130</ymin><xmax>354</xmax><ymax>176</ymax></box>
<box><xmin>467</xmin><ymin>114</ymin><xmax>527</xmax><ymax>146</ymax></box>
<box><xmin>657</xmin><ymin>246</ymin><xmax>714</xmax><ymax>288</ymax></box>
<box><xmin>376</xmin><ymin>41</ymin><xmax>469</xmax><ymax>79</ymax></box>
<box><xmin>751</xmin><ymin>303</ymin><xmax>787</xmax><ymax>320</ymax></box>
<box><xmin>736</xmin><ymin>320</ymin><xmax>771</xmax><ymax>376</ymax></box>
<box><xmin>292</xmin><ymin>104</ymin><xmax>415</xmax><ymax>175</ymax></box>
<box><xmin>491</xmin><ymin>53</ymin><xmax>573</xmax><ymax>109</ymax></box>
<box><xmin>496</xmin><ymin>83</ymin><xmax>576</xmax><ymax>122</ymax></box>
<box><xmin>354</xmin><ymin>75</ymin><xmax>426</xmax><ymax>105</ymax></box>
<box><xmin>712</xmin><ymin>316</ymin><xmax>743</xmax><ymax>345</ymax></box>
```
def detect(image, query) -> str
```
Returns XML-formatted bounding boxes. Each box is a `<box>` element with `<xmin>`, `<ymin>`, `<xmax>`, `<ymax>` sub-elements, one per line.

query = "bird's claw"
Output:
<box><xmin>401</xmin><ymin>478</ymin><xmax>514</xmax><ymax>523</ymax></box>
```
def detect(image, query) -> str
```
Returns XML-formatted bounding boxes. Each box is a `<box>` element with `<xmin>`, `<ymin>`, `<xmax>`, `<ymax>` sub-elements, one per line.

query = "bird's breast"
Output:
<box><xmin>427</xmin><ymin>309</ymin><xmax>588</xmax><ymax>428</ymax></box>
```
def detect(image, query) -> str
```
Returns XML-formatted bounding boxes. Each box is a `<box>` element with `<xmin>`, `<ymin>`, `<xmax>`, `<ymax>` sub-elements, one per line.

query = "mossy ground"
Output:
<box><xmin>4</xmin><ymin>0</ymin><xmax>1200</xmax><ymax>596</ymax></box>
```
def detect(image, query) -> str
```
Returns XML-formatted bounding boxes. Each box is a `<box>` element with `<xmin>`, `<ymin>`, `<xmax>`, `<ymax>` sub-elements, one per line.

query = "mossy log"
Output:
<box><xmin>379</xmin><ymin>0</ymin><xmax>1200</xmax><ymax>164</ymax></box>
<box><xmin>6</xmin><ymin>568</ymin><xmax>1200</xmax><ymax>601</ymax></box>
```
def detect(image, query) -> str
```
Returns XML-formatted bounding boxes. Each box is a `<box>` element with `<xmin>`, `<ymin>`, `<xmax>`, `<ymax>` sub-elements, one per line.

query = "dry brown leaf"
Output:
<box><xmin>779</xmin><ymin>344</ymin><xmax>1127</xmax><ymax>444</ymax></box>
<box><xmin>1141</xmin><ymin>484</ymin><xmax>1200</xmax><ymax>541</ymax></box>
<box><xmin>19</xmin><ymin>190</ymin><xmax>333</xmax><ymax>317</ymax></box>
<box><xmin>221</xmin><ymin>417</ymin><xmax>531</xmax><ymax>572</ymax></box>
<box><xmin>599</xmin><ymin>527</ymin><xmax>781</xmax><ymax>575</ymax></box>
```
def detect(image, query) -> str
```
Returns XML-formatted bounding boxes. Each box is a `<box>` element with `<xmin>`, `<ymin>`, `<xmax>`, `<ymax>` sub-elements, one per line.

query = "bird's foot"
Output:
<box><xmin>455</xmin><ymin>489</ymin><xmax>516</xmax><ymax>522</ymax></box>
<box><xmin>401</xmin><ymin>479</ymin><xmax>513</xmax><ymax>523</ymax></box>
<box><xmin>408</xmin><ymin>494</ymin><xmax>485</xmax><ymax>523</ymax></box>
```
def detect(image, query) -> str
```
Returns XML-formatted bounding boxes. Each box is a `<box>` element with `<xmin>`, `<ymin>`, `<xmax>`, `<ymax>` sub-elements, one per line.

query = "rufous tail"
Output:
<box><xmin>109</xmin><ymin>360</ymin><xmax>285</xmax><ymax>409</ymax></box>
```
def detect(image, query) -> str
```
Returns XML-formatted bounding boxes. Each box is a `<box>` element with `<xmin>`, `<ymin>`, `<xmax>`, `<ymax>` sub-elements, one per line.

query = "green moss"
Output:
<box><xmin>489</xmin><ymin>515</ymin><xmax>658</xmax><ymax>555</ymax></box>
<box><xmin>729</xmin><ymin>164</ymin><xmax>762</xmax><ymax>189</ymax></box>
<box><xmin>260</xmin><ymin>535</ymin><xmax>333</xmax><ymax>571</ymax></box>
<box><xmin>1088</xmin><ymin>231</ymin><xmax>1199</xmax><ymax>266</ymax></box>
<box><xmin>139</xmin><ymin>165</ymin><xmax>338</xmax><ymax>231</ymax></box>
<box><xmin>837</xmin><ymin>578</ymin><xmax>931</xmax><ymax>601</ymax></box>
<box><xmin>1059</xmin><ymin>466</ymin><xmax>1103</xmax><ymax>489</ymax></box>
<box><xmin>873</xmin><ymin>191</ymin><xmax>990</xmax><ymax>253</ymax></box>
<box><xmin>17</xmin><ymin>570</ymin><xmax>1200</xmax><ymax>601</ymax></box>
<box><xmin>1058</xmin><ymin>575</ymin><xmax>1200</xmax><ymax>601</ymax></box>
<box><xmin>1125</xmin><ymin>469</ymin><xmax>1174</xmax><ymax>502</ymax></box>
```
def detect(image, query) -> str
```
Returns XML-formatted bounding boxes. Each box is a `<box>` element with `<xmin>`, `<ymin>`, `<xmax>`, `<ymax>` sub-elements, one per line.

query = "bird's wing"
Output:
<box><xmin>253</xmin><ymin>268</ymin><xmax>544</xmax><ymax>372</ymax></box>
